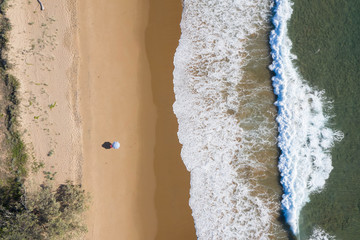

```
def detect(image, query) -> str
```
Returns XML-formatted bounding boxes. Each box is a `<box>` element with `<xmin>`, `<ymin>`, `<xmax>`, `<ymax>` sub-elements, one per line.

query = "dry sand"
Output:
<box><xmin>79</xmin><ymin>0</ymin><xmax>196</xmax><ymax>239</ymax></box>
<box><xmin>7</xmin><ymin>0</ymin><xmax>81</xmax><ymax>187</ymax></box>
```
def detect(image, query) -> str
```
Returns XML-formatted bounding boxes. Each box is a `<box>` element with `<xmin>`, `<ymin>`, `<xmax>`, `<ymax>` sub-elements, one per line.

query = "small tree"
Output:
<box><xmin>0</xmin><ymin>180</ymin><xmax>89</xmax><ymax>240</ymax></box>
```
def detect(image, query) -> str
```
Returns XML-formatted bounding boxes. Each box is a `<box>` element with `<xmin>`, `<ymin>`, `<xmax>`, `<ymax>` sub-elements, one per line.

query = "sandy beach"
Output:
<box><xmin>6</xmin><ymin>0</ymin><xmax>195</xmax><ymax>238</ymax></box>
<box><xmin>7</xmin><ymin>0</ymin><xmax>82</xmax><ymax>187</ymax></box>
<box><xmin>79</xmin><ymin>0</ymin><xmax>196</xmax><ymax>239</ymax></box>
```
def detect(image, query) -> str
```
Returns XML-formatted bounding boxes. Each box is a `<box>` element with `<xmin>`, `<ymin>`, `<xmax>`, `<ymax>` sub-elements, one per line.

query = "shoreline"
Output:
<box><xmin>79</xmin><ymin>0</ymin><xmax>196</xmax><ymax>239</ymax></box>
<box><xmin>145</xmin><ymin>1</ymin><xmax>196</xmax><ymax>238</ymax></box>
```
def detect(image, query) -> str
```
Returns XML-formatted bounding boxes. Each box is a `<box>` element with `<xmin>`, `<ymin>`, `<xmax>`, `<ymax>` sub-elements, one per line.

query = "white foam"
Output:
<box><xmin>269</xmin><ymin>0</ymin><xmax>343</xmax><ymax>235</ymax></box>
<box><xmin>173</xmin><ymin>0</ymin><xmax>286</xmax><ymax>239</ymax></box>
<box><xmin>309</xmin><ymin>227</ymin><xmax>336</xmax><ymax>240</ymax></box>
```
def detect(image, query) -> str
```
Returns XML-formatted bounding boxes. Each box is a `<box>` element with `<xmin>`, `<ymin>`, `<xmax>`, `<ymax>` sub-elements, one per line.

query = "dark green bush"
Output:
<box><xmin>0</xmin><ymin>181</ymin><xmax>89</xmax><ymax>240</ymax></box>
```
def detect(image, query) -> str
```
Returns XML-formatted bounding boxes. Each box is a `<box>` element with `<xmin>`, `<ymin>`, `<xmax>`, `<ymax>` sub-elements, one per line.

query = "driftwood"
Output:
<box><xmin>37</xmin><ymin>0</ymin><xmax>44</xmax><ymax>11</ymax></box>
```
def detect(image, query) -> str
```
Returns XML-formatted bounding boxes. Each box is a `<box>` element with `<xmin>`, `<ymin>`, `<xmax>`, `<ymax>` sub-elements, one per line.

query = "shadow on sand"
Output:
<box><xmin>101</xmin><ymin>142</ymin><xmax>112</xmax><ymax>149</ymax></box>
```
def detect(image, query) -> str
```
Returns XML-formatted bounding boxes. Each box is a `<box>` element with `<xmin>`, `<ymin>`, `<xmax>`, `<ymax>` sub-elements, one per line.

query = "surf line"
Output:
<box><xmin>268</xmin><ymin>0</ymin><xmax>305</xmax><ymax>233</ymax></box>
<box><xmin>269</xmin><ymin>0</ymin><xmax>343</xmax><ymax>236</ymax></box>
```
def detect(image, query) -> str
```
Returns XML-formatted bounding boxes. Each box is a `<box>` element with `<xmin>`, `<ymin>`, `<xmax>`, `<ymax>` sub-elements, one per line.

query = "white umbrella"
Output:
<box><xmin>112</xmin><ymin>141</ymin><xmax>120</xmax><ymax>149</ymax></box>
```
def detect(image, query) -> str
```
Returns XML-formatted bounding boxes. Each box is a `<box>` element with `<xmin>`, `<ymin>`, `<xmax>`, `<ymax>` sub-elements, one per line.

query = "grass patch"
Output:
<box><xmin>31</xmin><ymin>160</ymin><xmax>44</xmax><ymax>173</ymax></box>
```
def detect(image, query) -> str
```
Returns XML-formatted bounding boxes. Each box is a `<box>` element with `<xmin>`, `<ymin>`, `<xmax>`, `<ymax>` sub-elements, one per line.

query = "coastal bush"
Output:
<box><xmin>5</xmin><ymin>74</ymin><xmax>20</xmax><ymax>105</ymax></box>
<box><xmin>0</xmin><ymin>180</ymin><xmax>89</xmax><ymax>239</ymax></box>
<box><xmin>0</xmin><ymin>9</ymin><xmax>27</xmax><ymax>181</ymax></box>
<box><xmin>0</xmin><ymin>15</ymin><xmax>10</xmax><ymax>53</ymax></box>
<box><xmin>0</xmin><ymin>0</ymin><xmax>9</xmax><ymax>15</ymax></box>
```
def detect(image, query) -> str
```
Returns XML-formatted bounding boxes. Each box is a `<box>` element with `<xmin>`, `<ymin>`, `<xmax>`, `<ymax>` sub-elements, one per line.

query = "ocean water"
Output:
<box><xmin>173</xmin><ymin>0</ymin><xmax>356</xmax><ymax>239</ymax></box>
<box><xmin>288</xmin><ymin>0</ymin><xmax>360</xmax><ymax>239</ymax></box>
<box><xmin>270</xmin><ymin>0</ymin><xmax>343</xmax><ymax>237</ymax></box>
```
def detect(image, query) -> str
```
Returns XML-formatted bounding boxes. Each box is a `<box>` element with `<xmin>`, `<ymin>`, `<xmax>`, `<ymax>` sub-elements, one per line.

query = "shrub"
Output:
<box><xmin>0</xmin><ymin>180</ymin><xmax>89</xmax><ymax>239</ymax></box>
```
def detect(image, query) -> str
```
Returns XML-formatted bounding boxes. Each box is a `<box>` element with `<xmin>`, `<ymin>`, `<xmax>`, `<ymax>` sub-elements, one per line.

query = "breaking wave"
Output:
<box><xmin>269</xmin><ymin>0</ymin><xmax>343</xmax><ymax>235</ymax></box>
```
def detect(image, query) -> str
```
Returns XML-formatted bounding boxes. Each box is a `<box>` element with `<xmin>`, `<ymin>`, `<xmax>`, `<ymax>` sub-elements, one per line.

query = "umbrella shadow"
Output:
<box><xmin>102</xmin><ymin>142</ymin><xmax>112</xmax><ymax>149</ymax></box>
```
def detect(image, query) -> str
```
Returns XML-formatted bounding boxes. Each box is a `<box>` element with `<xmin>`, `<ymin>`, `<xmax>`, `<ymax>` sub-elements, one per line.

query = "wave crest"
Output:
<box><xmin>269</xmin><ymin>0</ymin><xmax>343</xmax><ymax>235</ymax></box>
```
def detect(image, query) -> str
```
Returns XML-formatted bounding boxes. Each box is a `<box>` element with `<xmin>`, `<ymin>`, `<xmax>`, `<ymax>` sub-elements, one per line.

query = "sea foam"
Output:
<box><xmin>269</xmin><ymin>0</ymin><xmax>343</xmax><ymax>235</ymax></box>
<box><xmin>173</xmin><ymin>0</ymin><xmax>287</xmax><ymax>239</ymax></box>
<box><xmin>309</xmin><ymin>227</ymin><xmax>336</xmax><ymax>240</ymax></box>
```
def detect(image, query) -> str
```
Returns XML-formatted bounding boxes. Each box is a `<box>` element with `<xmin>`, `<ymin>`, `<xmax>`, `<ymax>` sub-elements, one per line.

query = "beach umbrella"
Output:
<box><xmin>112</xmin><ymin>141</ymin><xmax>120</xmax><ymax>149</ymax></box>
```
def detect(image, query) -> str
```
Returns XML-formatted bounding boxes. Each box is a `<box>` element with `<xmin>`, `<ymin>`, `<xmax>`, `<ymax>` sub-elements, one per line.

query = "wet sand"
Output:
<box><xmin>79</xmin><ymin>0</ymin><xmax>196</xmax><ymax>239</ymax></box>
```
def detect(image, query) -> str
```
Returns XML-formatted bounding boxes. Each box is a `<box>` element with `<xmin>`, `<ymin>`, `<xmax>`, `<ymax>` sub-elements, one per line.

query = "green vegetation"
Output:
<box><xmin>31</xmin><ymin>160</ymin><xmax>44</xmax><ymax>173</ymax></box>
<box><xmin>49</xmin><ymin>101</ymin><xmax>56</xmax><ymax>110</ymax></box>
<box><xmin>47</xmin><ymin>149</ymin><xmax>54</xmax><ymax>157</ymax></box>
<box><xmin>0</xmin><ymin>180</ymin><xmax>89</xmax><ymax>239</ymax></box>
<box><xmin>0</xmin><ymin>1</ymin><xmax>89</xmax><ymax>239</ymax></box>
<box><xmin>1</xmin><ymin>18</ymin><xmax>28</xmax><ymax>181</ymax></box>
<box><xmin>43</xmin><ymin>170</ymin><xmax>57</xmax><ymax>181</ymax></box>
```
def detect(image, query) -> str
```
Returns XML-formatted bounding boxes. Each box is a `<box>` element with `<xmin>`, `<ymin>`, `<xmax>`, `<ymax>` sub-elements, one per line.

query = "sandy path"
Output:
<box><xmin>79</xmin><ymin>0</ymin><xmax>196</xmax><ymax>239</ymax></box>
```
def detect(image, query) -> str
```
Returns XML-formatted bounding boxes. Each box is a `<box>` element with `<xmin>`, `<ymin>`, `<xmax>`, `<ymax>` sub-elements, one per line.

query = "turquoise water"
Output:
<box><xmin>288</xmin><ymin>0</ymin><xmax>360</xmax><ymax>239</ymax></box>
